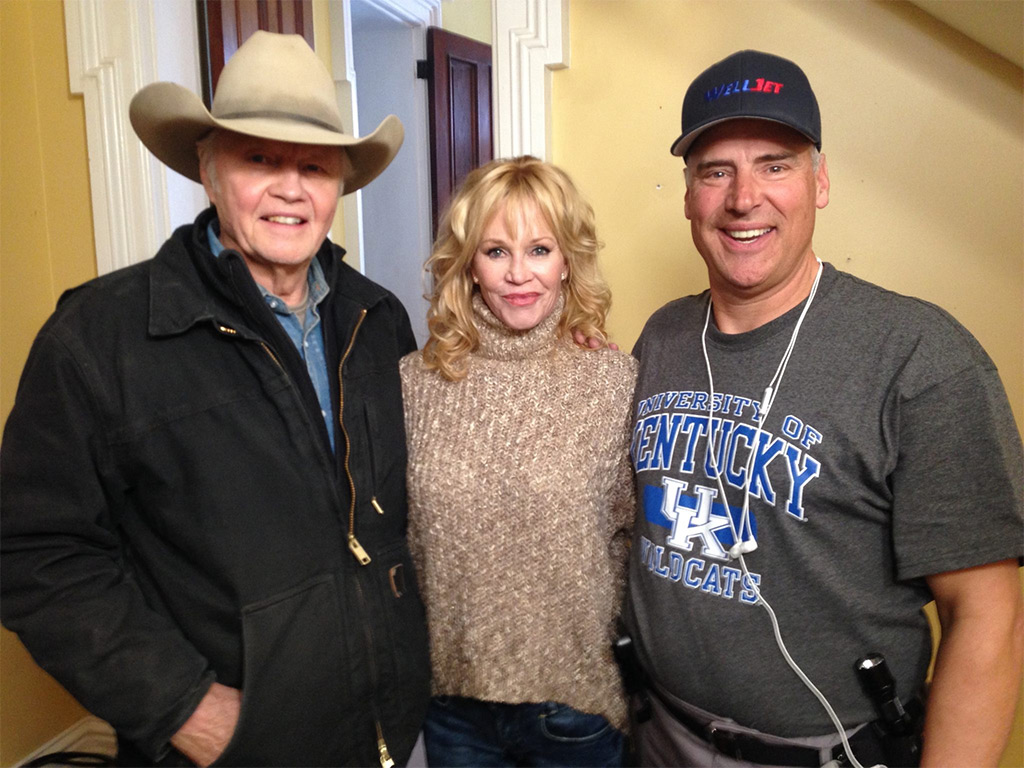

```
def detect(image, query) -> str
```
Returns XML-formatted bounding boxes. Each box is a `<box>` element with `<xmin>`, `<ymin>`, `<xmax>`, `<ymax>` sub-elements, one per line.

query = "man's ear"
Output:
<box><xmin>684</xmin><ymin>180</ymin><xmax>693</xmax><ymax>221</ymax></box>
<box><xmin>198</xmin><ymin>155</ymin><xmax>217</xmax><ymax>205</ymax></box>
<box><xmin>815</xmin><ymin>153</ymin><xmax>830</xmax><ymax>210</ymax></box>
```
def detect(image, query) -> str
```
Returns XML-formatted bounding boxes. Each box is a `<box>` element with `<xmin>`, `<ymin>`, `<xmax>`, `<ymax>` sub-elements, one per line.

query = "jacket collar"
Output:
<box><xmin>148</xmin><ymin>207</ymin><xmax>390</xmax><ymax>337</ymax></box>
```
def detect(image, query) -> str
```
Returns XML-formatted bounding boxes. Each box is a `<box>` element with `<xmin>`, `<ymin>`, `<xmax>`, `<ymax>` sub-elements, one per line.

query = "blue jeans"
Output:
<box><xmin>423</xmin><ymin>695</ymin><xmax>624</xmax><ymax>767</ymax></box>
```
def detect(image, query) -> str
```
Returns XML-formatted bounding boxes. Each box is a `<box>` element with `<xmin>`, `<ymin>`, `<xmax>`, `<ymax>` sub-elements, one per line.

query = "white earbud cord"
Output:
<box><xmin>701</xmin><ymin>259</ymin><xmax>822</xmax><ymax>554</ymax></box>
<box><xmin>700</xmin><ymin>261</ymin><xmax>876</xmax><ymax>768</ymax></box>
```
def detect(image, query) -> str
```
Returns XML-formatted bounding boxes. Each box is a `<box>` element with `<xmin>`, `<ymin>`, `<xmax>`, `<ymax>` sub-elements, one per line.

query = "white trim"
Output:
<box><xmin>64</xmin><ymin>0</ymin><xmax>204</xmax><ymax>275</ymax></box>
<box><xmin>358</xmin><ymin>0</ymin><xmax>440</xmax><ymax>25</ymax></box>
<box><xmin>492</xmin><ymin>0</ymin><xmax>568</xmax><ymax>160</ymax></box>
<box><xmin>329</xmin><ymin>0</ymin><xmax>365</xmax><ymax>272</ymax></box>
<box><xmin>65</xmin><ymin>0</ymin><xmax>160</xmax><ymax>275</ymax></box>
<box><xmin>16</xmin><ymin>716</ymin><xmax>115</xmax><ymax>766</ymax></box>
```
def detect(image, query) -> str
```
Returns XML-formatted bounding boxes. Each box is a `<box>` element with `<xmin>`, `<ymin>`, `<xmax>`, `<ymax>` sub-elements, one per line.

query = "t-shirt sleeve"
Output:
<box><xmin>890</xmin><ymin>351</ymin><xmax>1024</xmax><ymax>581</ymax></box>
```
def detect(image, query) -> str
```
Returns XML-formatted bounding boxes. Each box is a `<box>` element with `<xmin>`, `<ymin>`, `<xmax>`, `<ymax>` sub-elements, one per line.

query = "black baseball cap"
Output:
<box><xmin>671</xmin><ymin>50</ymin><xmax>821</xmax><ymax>159</ymax></box>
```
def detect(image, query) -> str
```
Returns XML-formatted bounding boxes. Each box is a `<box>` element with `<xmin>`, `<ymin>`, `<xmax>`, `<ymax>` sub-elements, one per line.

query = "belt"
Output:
<box><xmin>647</xmin><ymin>685</ymin><xmax>883</xmax><ymax>767</ymax></box>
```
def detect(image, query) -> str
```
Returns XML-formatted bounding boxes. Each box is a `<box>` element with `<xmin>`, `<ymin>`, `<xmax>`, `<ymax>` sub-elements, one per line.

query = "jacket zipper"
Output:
<box><xmin>258</xmin><ymin>341</ymin><xmax>282</xmax><ymax>370</ymax></box>
<box><xmin>338</xmin><ymin>310</ymin><xmax>395</xmax><ymax>767</ymax></box>
<box><xmin>220</xmin><ymin>325</ymin><xmax>286</xmax><ymax>372</ymax></box>
<box><xmin>224</xmin><ymin>318</ymin><xmax>393</xmax><ymax>764</ymax></box>
<box><xmin>222</xmin><ymin>323</ymin><xmax>365</xmax><ymax>532</ymax></box>
<box><xmin>351</xmin><ymin>573</ymin><xmax>394</xmax><ymax>768</ymax></box>
<box><xmin>363</xmin><ymin>408</ymin><xmax>386</xmax><ymax>515</ymax></box>
<box><xmin>376</xmin><ymin>720</ymin><xmax>395</xmax><ymax>768</ymax></box>
<box><xmin>338</xmin><ymin>309</ymin><xmax>372</xmax><ymax>565</ymax></box>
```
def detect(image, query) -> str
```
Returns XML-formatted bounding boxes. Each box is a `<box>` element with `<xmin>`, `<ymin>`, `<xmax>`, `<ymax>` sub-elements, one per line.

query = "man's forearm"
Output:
<box><xmin>921</xmin><ymin>563</ymin><xmax>1024</xmax><ymax>767</ymax></box>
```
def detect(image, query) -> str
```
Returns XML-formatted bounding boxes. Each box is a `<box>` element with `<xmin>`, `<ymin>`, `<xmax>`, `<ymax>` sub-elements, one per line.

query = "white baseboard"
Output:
<box><xmin>16</xmin><ymin>716</ymin><xmax>116</xmax><ymax>766</ymax></box>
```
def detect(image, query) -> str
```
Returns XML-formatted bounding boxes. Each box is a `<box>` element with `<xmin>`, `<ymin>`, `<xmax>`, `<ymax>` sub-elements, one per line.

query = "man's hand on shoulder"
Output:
<box><xmin>571</xmin><ymin>329</ymin><xmax>619</xmax><ymax>351</ymax></box>
<box><xmin>170</xmin><ymin>682</ymin><xmax>241</xmax><ymax>767</ymax></box>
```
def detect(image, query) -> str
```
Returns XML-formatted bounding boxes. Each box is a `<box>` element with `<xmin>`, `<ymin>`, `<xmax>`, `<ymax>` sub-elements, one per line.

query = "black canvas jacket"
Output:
<box><xmin>1</xmin><ymin>209</ymin><xmax>430</xmax><ymax>766</ymax></box>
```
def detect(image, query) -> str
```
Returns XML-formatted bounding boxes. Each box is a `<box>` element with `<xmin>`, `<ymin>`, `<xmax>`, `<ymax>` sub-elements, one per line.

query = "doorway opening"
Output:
<box><xmin>347</xmin><ymin>0</ymin><xmax>434</xmax><ymax>345</ymax></box>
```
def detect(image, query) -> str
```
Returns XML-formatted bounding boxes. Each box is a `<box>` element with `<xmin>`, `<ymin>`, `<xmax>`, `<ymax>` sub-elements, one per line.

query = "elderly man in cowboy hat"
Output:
<box><xmin>1</xmin><ymin>32</ymin><xmax>429</xmax><ymax>767</ymax></box>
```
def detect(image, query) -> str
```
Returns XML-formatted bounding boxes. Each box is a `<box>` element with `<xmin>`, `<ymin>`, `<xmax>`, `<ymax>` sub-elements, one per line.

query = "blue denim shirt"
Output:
<box><xmin>208</xmin><ymin>223</ymin><xmax>335</xmax><ymax>451</ymax></box>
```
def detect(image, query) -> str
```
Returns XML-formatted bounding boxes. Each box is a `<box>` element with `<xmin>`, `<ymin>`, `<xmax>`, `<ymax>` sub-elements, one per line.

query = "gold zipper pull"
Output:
<box><xmin>371</xmin><ymin>497</ymin><xmax>385</xmax><ymax>515</ymax></box>
<box><xmin>348</xmin><ymin>534</ymin><xmax>371</xmax><ymax>565</ymax></box>
<box><xmin>376</xmin><ymin>722</ymin><xmax>394</xmax><ymax>768</ymax></box>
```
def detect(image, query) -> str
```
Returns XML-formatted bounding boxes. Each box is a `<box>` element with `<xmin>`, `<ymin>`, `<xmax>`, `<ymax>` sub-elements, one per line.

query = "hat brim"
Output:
<box><xmin>671</xmin><ymin>116</ymin><xmax>818</xmax><ymax>159</ymax></box>
<box><xmin>129</xmin><ymin>82</ymin><xmax>403</xmax><ymax>195</ymax></box>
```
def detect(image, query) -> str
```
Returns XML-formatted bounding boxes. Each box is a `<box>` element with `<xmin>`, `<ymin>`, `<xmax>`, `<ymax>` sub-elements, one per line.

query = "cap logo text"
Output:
<box><xmin>705</xmin><ymin>78</ymin><xmax>784</xmax><ymax>103</ymax></box>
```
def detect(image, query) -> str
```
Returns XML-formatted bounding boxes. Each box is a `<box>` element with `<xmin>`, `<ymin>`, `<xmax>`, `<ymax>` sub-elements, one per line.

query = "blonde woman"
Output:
<box><xmin>400</xmin><ymin>156</ymin><xmax>636</xmax><ymax>767</ymax></box>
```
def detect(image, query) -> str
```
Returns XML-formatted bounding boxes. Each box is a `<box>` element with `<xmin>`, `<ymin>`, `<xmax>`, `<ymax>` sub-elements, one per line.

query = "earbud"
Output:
<box><xmin>728</xmin><ymin>539</ymin><xmax>758</xmax><ymax>559</ymax></box>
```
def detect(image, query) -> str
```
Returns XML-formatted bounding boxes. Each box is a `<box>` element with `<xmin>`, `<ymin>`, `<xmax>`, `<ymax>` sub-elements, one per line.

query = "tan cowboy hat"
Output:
<box><xmin>129</xmin><ymin>30</ymin><xmax>403</xmax><ymax>195</ymax></box>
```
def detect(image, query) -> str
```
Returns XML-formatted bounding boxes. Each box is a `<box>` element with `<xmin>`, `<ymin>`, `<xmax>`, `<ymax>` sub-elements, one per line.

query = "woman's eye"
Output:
<box><xmin>530</xmin><ymin>246</ymin><xmax>550</xmax><ymax>256</ymax></box>
<box><xmin>485</xmin><ymin>248</ymin><xmax>504</xmax><ymax>258</ymax></box>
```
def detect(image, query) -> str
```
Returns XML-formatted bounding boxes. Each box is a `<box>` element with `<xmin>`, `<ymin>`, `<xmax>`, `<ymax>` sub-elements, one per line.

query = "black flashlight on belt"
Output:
<box><xmin>854</xmin><ymin>652</ymin><xmax>914</xmax><ymax>737</ymax></box>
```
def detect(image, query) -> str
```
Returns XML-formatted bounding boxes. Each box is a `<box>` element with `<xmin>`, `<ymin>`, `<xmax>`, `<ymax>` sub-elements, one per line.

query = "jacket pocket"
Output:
<box><xmin>361</xmin><ymin>398</ymin><xmax>407</xmax><ymax>491</ymax></box>
<box><xmin>213</xmin><ymin>574</ymin><xmax>358</xmax><ymax>767</ymax></box>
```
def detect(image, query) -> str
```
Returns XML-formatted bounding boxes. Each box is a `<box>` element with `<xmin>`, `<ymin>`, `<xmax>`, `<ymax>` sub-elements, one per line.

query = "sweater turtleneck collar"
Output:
<box><xmin>472</xmin><ymin>291</ymin><xmax>566</xmax><ymax>361</ymax></box>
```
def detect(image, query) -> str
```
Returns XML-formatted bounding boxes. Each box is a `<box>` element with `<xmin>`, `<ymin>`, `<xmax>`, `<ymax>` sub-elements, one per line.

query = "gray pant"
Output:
<box><xmin>633</xmin><ymin>685</ymin><xmax>867</xmax><ymax>768</ymax></box>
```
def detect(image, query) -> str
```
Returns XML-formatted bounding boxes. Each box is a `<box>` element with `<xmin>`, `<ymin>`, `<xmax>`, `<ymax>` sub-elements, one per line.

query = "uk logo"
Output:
<box><xmin>643</xmin><ymin>478</ymin><xmax>757</xmax><ymax>560</ymax></box>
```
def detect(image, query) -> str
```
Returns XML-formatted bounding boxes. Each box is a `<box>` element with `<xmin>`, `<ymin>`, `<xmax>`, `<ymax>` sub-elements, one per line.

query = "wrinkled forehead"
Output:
<box><xmin>211</xmin><ymin>130</ymin><xmax>346</xmax><ymax>162</ymax></box>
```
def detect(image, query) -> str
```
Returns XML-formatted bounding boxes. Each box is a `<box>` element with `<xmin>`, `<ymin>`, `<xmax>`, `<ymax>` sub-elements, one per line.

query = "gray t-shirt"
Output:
<box><xmin>625</xmin><ymin>263</ymin><xmax>1023</xmax><ymax>736</ymax></box>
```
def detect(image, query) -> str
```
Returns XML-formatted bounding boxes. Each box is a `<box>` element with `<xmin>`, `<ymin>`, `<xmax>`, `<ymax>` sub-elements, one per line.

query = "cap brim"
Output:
<box><xmin>129</xmin><ymin>82</ymin><xmax>404</xmax><ymax>194</ymax></box>
<box><xmin>671</xmin><ymin>116</ymin><xmax>819</xmax><ymax>160</ymax></box>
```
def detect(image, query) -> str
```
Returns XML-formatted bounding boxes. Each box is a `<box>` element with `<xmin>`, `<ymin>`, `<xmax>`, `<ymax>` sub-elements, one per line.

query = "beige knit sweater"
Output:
<box><xmin>400</xmin><ymin>294</ymin><xmax>637</xmax><ymax>731</ymax></box>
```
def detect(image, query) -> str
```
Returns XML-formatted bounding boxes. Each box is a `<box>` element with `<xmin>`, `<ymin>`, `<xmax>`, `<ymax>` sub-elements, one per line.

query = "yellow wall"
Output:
<box><xmin>1</xmin><ymin>0</ymin><xmax>97</xmax><ymax>764</ymax></box>
<box><xmin>441</xmin><ymin>0</ymin><xmax>492</xmax><ymax>45</ymax></box>
<box><xmin>551</xmin><ymin>2</ymin><xmax>1023</xmax><ymax>766</ymax></box>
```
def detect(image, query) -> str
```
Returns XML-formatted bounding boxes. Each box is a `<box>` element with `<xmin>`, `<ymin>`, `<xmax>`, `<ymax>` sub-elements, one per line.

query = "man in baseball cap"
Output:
<box><xmin>621</xmin><ymin>50</ymin><xmax>1023</xmax><ymax>767</ymax></box>
<box><xmin>2</xmin><ymin>31</ymin><xmax>428</xmax><ymax>766</ymax></box>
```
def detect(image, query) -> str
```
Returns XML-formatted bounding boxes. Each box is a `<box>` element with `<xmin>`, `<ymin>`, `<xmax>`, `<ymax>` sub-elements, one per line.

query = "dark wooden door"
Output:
<box><xmin>197</xmin><ymin>0</ymin><xmax>315</xmax><ymax>106</ymax></box>
<box><xmin>421</xmin><ymin>26</ymin><xmax>493</xmax><ymax>236</ymax></box>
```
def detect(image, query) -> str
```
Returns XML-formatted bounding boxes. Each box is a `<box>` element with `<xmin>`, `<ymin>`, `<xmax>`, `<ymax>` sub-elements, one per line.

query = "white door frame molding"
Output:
<box><xmin>65</xmin><ymin>0</ymin><xmax>160</xmax><ymax>275</ymax></box>
<box><xmin>64</xmin><ymin>0</ymin><xmax>204</xmax><ymax>276</ymax></box>
<box><xmin>64</xmin><ymin>0</ymin><xmax>205</xmax><ymax>276</ymax></box>
<box><xmin>493</xmin><ymin>0</ymin><xmax>568</xmax><ymax>161</ymax></box>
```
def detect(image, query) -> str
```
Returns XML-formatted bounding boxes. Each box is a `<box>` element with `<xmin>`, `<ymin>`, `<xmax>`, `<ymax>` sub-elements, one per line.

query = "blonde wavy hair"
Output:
<box><xmin>421</xmin><ymin>156</ymin><xmax>611</xmax><ymax>381</ymax></box>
